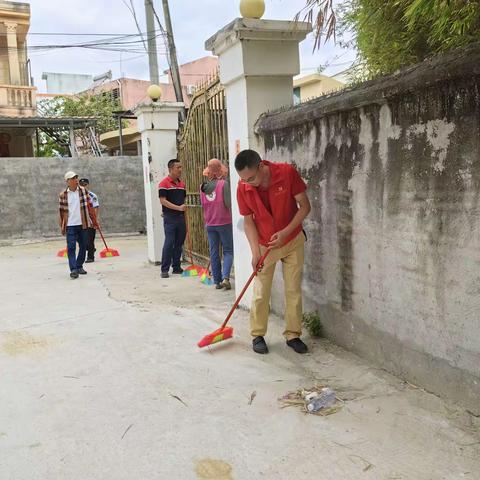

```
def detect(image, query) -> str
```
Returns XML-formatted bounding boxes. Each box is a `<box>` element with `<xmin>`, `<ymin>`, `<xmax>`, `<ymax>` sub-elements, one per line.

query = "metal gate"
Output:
<box><xmin>177</xmin><ymin>74</ymin><xmax>229</xmax><ymax>262</ymax></box>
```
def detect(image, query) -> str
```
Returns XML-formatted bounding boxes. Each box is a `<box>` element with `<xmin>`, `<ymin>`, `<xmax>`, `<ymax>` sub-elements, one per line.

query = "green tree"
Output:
<box><xmin>298</xmin><ymin>0</ymin><xmax>480</xmax><ymax>79</ymax></box>
<box><xmin>60</xmin><ymin>94</ymin><xmax>122</xmax><ymax>135</ymax></box>
<box><xmin>37</xmin><ymin>93</ymin><xmax>124</xmax><ymax>156</ymax></box>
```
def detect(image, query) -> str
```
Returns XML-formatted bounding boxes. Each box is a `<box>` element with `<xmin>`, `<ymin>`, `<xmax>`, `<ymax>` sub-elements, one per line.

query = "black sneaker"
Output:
<box><xmin>161</xmin><ymin>271</ymin><xmax>169</xmax><ymax>278</ymax></box>
<box><xmin>172</xmin><ymin>268</ymin><xmax>183</xmax><ymax>274</ymax></box>
<box><xmin>77</xmin><ymin>268</ymin><xmax>87</xmax><ymax>275</ymax></box>
<box><xmin>286</xmin><ymin>338</ymin><xmax>308</xmax><ymax>354</ymax></box>
<box><xmin>70</xmin><ymin>271</ymin><xmax>79</xmax><ymax>279</ymax></box>
<box><xmin>85</xmin><ymin>258</ymin><xmax>94</xmax><ymax>263</ymax></box>
<box><xmin>215</xmin><ymin>283</ymin><xmax>224</xmax><ymax>290</ymax></box>
<box><xmin>252</xmin><ymin>336</ymin><xmax>269</xmax><ymax>354</ymax></box>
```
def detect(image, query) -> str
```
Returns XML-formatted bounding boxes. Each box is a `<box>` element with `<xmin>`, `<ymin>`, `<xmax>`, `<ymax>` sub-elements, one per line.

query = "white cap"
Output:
<box><xmin>64</xmin><ymin>171</ymin><xmax>78</xmax><ymax>181</ymax></box>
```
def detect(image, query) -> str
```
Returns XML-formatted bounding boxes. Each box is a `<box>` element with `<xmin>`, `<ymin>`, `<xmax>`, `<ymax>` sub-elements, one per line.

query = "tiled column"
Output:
<box><xmin>5</xmin><ymin>22</ymin><xmax>20</xmax><ymax>85</ymax></box>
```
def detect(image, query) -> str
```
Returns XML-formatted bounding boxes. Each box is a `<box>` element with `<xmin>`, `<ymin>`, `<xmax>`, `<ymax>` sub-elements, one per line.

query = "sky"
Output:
<box><xmin>25</xmin><ymin>0</ymin><xmax>356</xmax><ymax>93</ymax></box>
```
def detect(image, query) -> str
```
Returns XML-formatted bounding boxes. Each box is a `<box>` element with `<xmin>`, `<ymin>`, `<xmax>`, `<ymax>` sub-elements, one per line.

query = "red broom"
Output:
<box><xmin>57</xmin><ymin>221</ymin><xmax>67</xmax><ymax>257</ymax></box>
<box><xmin>198</xmin><ymin>250</ymin><xmax>269</xmax><ymax>348</ymax></box>
<box><xmin>182</xmin><ymin>209</ymin><xmax>203</xmax><ymax>277</ymax></box>
<box><xmin>97</xmin><ymin>224</ymin><xmax>120</xmax><ymax>258</ymax></box>
<box><xmin>199</xmin><ymin>261</ymin><xmax>214</xmax><ymax>285</ymax></box>
<box><xmin>84</xmin><ymin>201</ymin><xmax>119</xmax><ymax>258</ymax></box>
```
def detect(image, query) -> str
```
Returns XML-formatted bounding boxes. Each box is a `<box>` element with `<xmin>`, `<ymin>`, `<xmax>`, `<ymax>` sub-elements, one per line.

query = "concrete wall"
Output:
<box><xmin>41</xmin><ymin>72</ymin><xmax>93</xmax><ymax>95</ymax></box>
<box><xmin>255</xmin><ymin>43</ymin><xmax>480</xmax><ymax>414</ymax></box>
<box><xmin>0</xmin><ymin>156</ymin><xmax>145</xmax><ymax>240</ymax></box>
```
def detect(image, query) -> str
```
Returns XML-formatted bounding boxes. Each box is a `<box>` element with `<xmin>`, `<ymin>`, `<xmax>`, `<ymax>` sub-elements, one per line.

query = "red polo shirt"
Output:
<box><xmin>158</xmin><ymin>176</ymin><xmax>186</xmax><ymax>218</ymax></box>
<box><xmin>237</xmin><ymin>160</ymin><xmax>307</xmax><ymax>247</ymax></box>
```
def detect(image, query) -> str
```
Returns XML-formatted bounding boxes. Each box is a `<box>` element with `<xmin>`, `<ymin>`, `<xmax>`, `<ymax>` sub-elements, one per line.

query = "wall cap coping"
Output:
<box><xmin>205</xmin><ymin>18</ymin><xmax>312</xmax><ymax>56</ymax></box>
<box><xmin>255</xmin><ymin>41</ymin><xmax>480</xmax><ymax>133</ymax></box>
<box><xmin>134</xmin><ymin>102</ymin><xmax>184</xmax><ymax>115</ymax></box>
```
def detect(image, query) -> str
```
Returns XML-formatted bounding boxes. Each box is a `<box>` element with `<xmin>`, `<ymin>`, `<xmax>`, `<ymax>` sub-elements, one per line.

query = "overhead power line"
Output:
<box><xmin>148</xmin><ymin>2</ymin><xmax>184</xmax><ymax>104</ymax></box>
<box><xmin>0</xmin><ymin>31</ymin><xmax>168</xmax><ymax>55</ymax></box>
<box><xmin>120</xmin><ymin>0</ymin><xmax>148</xmax><ymax>52</ymax></box>
<box><xmin>28</xmin><ymin>32</ymin><xmax>152</xmax><ymax>36</ymax></box>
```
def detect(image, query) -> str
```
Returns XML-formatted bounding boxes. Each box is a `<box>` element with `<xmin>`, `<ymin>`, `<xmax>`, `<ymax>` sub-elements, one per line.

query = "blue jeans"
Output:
<box><xmin>66</xmin><ymin>225</ymin><xmax>87</xmax><ymax>272</ymax></box>
<box><xmin>161</xmin><ymin>216</ymin><xmax>186</xmax><ymax>273</ymax></box>
<box><xmin>206</xmin><ymin>224</ymin><xmax>234</xmax><ymax>284</ymax></box>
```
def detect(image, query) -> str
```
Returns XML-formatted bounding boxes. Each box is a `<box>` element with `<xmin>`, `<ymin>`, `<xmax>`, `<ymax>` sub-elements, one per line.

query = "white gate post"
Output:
<box><xmin>205</xmin><ymin>18</ymin><xmax>311</xmax><ymax>305</ymax></box>
<box><xmin>136</xmin><ymin>102</ymin><xmax>184</xmax><ymax>263</ymax></box>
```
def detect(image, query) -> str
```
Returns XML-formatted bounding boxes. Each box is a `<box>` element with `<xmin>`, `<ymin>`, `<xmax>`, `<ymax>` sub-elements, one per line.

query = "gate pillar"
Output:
<box><xmin>136</xmin><ymin>102</ymin><xmax>184</xmax><ymax>264</ymax></box>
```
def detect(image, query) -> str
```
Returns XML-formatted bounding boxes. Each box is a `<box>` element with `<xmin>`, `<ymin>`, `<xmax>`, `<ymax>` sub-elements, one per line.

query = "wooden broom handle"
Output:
<box><xmin>87</xmin><ymin>202</ymin><xmax>108</xmax><ymax>250</ymax></box>
<box><xmin>220</xmin><ymin>250</ymin><xmax>270</xmax><ymax>330</ymax></box>
<box><xmin>184</xmin><ymin>207</ymin><xmax>195</xmax><ymax>265</ymax></box>
<box><xmin>96</xmin><ymin>224</ymin><xmax>109</xmax><ymax>250</ymax></box>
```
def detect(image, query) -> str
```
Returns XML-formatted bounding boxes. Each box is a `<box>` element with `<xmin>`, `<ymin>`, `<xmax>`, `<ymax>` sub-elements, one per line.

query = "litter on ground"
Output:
<box><xmin>278</xmin><ymin>385</ymin><xmax>342</xmax><ymax>415</ymax></box>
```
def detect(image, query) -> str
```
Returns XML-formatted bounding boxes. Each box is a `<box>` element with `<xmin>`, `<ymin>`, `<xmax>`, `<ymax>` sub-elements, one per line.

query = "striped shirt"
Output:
<box><xmin>59</xmin><ymin>186</ymin><xmax>91</xmax><ymax>230</ymax></box>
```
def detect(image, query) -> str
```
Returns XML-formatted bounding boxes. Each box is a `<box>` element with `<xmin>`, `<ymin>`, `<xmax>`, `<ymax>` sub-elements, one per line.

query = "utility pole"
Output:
<box><xmin>161</xmin><ymin>0</ymin><xmax>186</xmax><ymax>122</ymax></box>
<box><xmin>144</xmin><ymin>0</ymin><xmax>159</xmax><ymax>84</ymax></box>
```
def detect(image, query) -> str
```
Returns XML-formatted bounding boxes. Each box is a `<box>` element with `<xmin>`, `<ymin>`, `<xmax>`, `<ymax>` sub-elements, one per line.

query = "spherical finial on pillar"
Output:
<box><xmin>147</xmin><ymin>84</ymin><xmax>162</xmax><ymax>102</ymax></box>
<box><xmin>240</xmin><ymin>0</ymin><xmax>265</xmax><ymax>19</ymax></box>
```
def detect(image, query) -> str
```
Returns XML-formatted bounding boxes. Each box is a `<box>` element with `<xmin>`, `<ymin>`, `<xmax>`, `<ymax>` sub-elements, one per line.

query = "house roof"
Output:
<box><xmin>99</xmin><ymin>127</ymin><xmax>140</xmax><ymax>149</ymax></box>
<box><xmin>0</xmin><ymin>116</ymin><xmax>97</xmax><ymax>128</ymax></box>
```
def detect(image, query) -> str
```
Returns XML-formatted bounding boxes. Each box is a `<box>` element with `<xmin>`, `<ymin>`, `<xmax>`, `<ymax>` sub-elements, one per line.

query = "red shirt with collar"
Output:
<box><xmin>158</xmin><ymin>175</ymin><xmax>186</xmax><ymax>217</ymax></box>
<box><xmin>237</xmin><ymin>160</ymin><xmax>307</xmax><ymax>247</ymax></box>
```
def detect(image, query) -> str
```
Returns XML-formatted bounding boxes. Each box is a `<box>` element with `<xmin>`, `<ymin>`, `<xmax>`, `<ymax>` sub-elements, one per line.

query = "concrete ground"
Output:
<box><xmin>0</xmin><ymin>235</ymin><xmax>479</xmax><ymax>480</ymax></box>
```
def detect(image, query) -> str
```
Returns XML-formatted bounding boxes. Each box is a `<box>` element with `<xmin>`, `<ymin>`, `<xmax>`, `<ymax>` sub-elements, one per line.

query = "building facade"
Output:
<box><xmin>97</xmin><ymin>56</ymin><xmax>219</xmax><ymax>155</ymax></box>
<box><xmin>293</xmin><ymin>73</ymin><xmax>344</xmax><ymax>104</ymax></box>
<box><xmin>0</xmin><ymin>0</ymin><xmax>36</xmax><ymax>156</ymax></box>
<box><xmin>41</xmin><ymin>72</ymin><xmax>94</xmax><ymax>95</ymax></box>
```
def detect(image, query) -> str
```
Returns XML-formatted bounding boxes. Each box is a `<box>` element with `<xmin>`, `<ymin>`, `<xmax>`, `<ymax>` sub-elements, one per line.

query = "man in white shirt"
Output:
<box><xmin>58</xmin><ymin>171</ymin><xmax>95</xmax><ymax>279</ymax></box>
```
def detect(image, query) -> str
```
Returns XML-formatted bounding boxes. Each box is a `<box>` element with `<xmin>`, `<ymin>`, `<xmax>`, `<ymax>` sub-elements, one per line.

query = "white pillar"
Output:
<box><xmin>206</xmin><ymin>18</ymin><xmax>311</xmax><ymax>306</ymax></box>
<box><xmin>4</xmin><ymin>22</ymin><xmax>20</xmax><ymax>85</ymax></box>
<box><xmin>69</xmin><ymin>124</ymin><xmax>77</xmax><ymax>158</ymax></box>
<box><xmin>135</xmin><ymin>102</ymin><xmax>184</xmax><ymax>264</ymax></box>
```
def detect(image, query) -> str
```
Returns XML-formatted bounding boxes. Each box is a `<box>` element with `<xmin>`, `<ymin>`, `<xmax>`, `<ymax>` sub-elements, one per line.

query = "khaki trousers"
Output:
<box><xmin>250</xmin><ymin>232</ymin><xmax>305</xmax><ymax>341</ymax></box>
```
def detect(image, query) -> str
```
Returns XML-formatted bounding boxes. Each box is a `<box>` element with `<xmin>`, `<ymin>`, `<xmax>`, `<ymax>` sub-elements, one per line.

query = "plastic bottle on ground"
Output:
<box><xmin>306</xmin><ymin>387</ymin><xmax>336</xmax><ymax>413</ymax></box>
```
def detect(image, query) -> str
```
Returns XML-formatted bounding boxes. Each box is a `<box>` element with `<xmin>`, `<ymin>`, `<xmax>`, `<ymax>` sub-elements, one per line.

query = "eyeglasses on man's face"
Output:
<box><xmin>239</xmin><ymin>164</ymin><xmax>260</xmax><ymax>184</ymax></box>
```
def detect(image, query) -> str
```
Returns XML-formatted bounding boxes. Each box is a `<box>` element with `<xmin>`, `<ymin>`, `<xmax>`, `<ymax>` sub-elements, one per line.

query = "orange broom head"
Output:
<box><xmin>200</xmin><ymin>272</ymin><xmax>214</xmax><ymax>285</ymax></box>
<box><xmin>100</xmin><ymin>248</ymin><xmax>120</xmax><ymax>258</ymax></box>
<box><xmin>198</xmin><ymin>326</ymin><xmax>233</xmax><ymax>348</ymax></box>
<box><xmin>182</xmin><ymin>264</ymin><xmax>201</xmax><ymax>277</ymax></box>
<box><xmin>57</xmin><ymin>248</ymin><xmax>68</xmax><ymax>258</ymax></box>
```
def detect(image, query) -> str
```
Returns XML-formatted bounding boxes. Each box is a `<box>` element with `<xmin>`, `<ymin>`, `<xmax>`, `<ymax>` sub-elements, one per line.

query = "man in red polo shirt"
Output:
<box><xmin>235</xmin><ymin>149</ymin><xmax>311</xmax><ymax>355</ymax></box>
<box><xmin>158</xmin><ymin>159</ymin><xmax>187</xmax><ymax>278</ymax></box>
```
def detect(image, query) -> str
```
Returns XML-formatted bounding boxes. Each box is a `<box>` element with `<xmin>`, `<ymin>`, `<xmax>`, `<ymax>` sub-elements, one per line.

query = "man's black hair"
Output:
<box><xmin>168</xmin><ymin>158</ymin><xmax>180</xmax><ymax>169</ymax></box>
<box><xmin>234</xmin><ymin>149</ymin><xmax>261</xmax><ymax>171</ymax></box>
